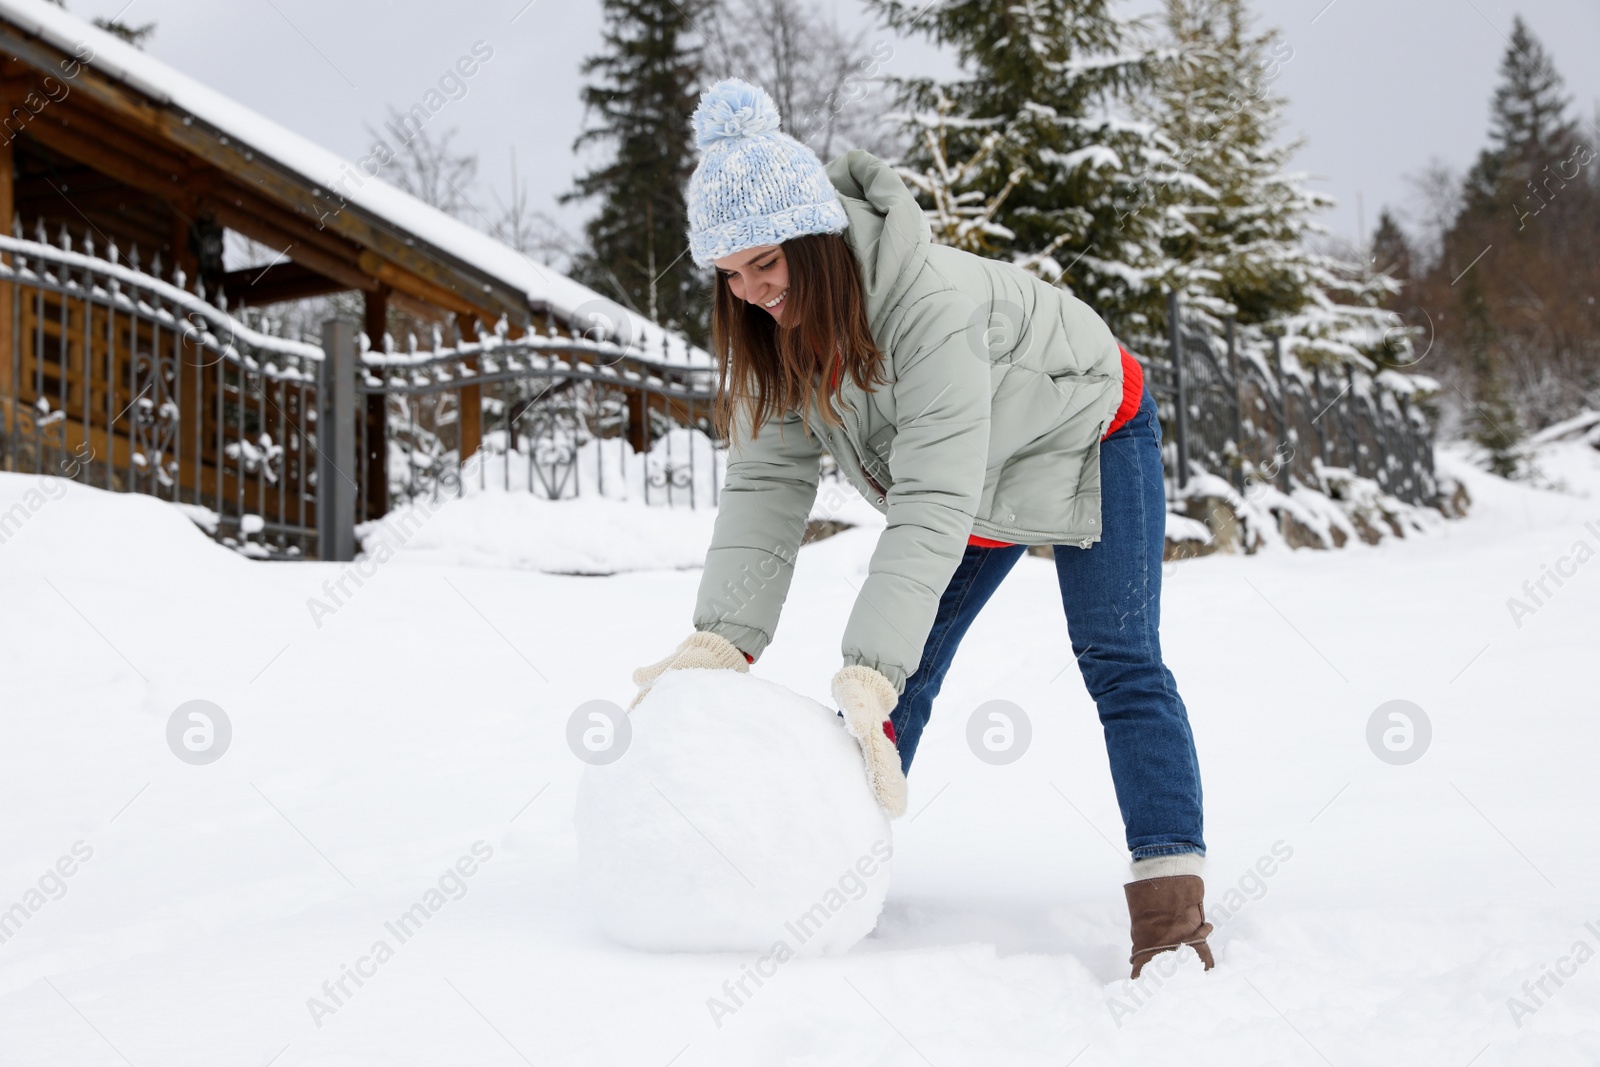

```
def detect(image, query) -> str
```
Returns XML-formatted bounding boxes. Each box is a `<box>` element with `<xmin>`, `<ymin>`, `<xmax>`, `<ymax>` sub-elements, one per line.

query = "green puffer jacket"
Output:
<box><xmin>691</xmin><ymin>149</ymin><xmax>1126</xmax><ymax>694</ymax></box>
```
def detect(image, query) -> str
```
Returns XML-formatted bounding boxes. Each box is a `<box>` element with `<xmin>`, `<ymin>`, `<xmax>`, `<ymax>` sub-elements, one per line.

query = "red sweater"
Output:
<box><xmin>827</xmin><ymin>346</ymin><xmax>1144</xmax><ymax>550</ymax></box>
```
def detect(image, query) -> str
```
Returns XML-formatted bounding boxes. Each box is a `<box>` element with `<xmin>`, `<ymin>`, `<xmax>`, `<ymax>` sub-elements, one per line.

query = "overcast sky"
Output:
<box><xmin>64</xmin><ymin>0</ymin><xmax>1600</xmax><ymax>259</ymax></box>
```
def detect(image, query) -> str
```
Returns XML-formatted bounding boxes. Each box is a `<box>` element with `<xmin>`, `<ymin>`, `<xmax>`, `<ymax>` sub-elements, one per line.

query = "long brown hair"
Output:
<box><xmin>710</xmin><ymin>232</ymin><xmax>891</xmax><ymax>444</ymax></box>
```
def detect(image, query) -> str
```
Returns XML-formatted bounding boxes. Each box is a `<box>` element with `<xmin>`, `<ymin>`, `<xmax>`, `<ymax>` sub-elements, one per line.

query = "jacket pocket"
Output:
<box><xmin>861</xmin><ymin>425</ymin><xmax>896</xmax><ymax>490</ymax></box>
<box><xmin>1046</xmin><ymin>370</ymin><xmax>1115</xmax><ymax>425</ymax></box>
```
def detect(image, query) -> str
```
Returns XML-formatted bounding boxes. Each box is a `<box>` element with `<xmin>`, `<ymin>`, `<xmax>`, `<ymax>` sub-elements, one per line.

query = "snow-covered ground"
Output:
<box><xmin>2</xmin><ymin>435</ymin><xmax>1598</xmax><ymax>1066</ymax></box>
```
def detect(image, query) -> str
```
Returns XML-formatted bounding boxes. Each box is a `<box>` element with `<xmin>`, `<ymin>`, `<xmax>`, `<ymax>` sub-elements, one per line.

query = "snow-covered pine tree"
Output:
<box><xmin>562</xmin><ymin>0</ymin><xmax>712</xmax><ymax>345</ymax></box>
<box><xmin>1137</xmin><ymin>0</ymin><xmax>1408</xmax><ymax>370</ymax></box>
<box><xmin>894</xmin><ymin>88</ymin><xmax>1031</xmax><ymax>255</ymax></box>
<box><xmin>1133</xmin><ymin>0</ymin><xmax>1306</xmax><ymax>326</ymax></box>
<box><xmin>866</xmin><ymin>0</ymin><xmax>1183</xmax><ymax>342</ymax></box>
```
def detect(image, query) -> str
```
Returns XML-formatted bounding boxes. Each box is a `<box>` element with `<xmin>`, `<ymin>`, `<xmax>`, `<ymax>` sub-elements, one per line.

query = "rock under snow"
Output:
<box><xmin>574</xmin><ymin>669</ymin><xmax>893</xmax><ymax>956</ymax></box>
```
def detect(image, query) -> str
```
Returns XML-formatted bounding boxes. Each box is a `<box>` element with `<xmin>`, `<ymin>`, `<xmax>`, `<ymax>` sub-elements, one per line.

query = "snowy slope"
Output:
<box><xmin>1</xmin><ymin>436</ymin><xmax>1598</xmax><ymax>1065</ymax></box>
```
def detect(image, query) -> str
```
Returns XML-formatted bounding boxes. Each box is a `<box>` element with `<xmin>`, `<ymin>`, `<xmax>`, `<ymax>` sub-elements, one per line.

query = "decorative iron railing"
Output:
<box><xmin>1142</xmin><ymin>292</ymin><xmax>1438</xmax><ymax>509</ymax></box>
<box><xmin>356</xmin><ymin>316</ymin><xmax>724</xmax><ymax>519</ymax></box>
<box><xmin>0</xmin><ymin>225</ymin><xmax>324</xmax><ymax>558</ymax></box>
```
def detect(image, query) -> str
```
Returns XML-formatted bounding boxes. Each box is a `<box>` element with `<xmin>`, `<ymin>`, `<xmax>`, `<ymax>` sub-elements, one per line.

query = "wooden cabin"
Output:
<box><xmin>0</xmin><ymin>1</ymin><xmax>713</xmax><ymax>559</ymax></box>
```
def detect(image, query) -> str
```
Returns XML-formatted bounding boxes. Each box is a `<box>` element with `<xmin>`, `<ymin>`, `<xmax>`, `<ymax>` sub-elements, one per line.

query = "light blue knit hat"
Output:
<box><xmin>686</xmin><ymin>79</ymin><xmax>848</xmax><ymax>268</ymax></box>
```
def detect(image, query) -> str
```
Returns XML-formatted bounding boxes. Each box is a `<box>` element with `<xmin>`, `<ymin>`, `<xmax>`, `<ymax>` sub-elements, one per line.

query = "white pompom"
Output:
<box><xmin>574</xmin><ymin>669</ymin><xmax>893</xmax><ymax>956</ymax></box>
<box><xmin>692</xmin><ymin>78</ymin><xmax>783</xmax><ymax>148</ymax></box>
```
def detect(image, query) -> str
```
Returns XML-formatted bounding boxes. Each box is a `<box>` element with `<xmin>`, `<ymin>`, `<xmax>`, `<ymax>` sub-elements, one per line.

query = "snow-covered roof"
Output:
<box><xmin>0</xmin><ymin>0</ymin><xmax>708</xmax><ymax>366</ymax></box>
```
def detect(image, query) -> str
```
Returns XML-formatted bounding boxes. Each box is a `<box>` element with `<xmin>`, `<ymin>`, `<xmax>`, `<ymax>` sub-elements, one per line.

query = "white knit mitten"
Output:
<box><xmin>628</xmin><ymin>630</ymin><xmax>749</xmax><ymax>710</ymax></box>
<box><xmin>831</xmin><ymin>664</ymin><xmax>908</xmax><ymax>818</ymax></box>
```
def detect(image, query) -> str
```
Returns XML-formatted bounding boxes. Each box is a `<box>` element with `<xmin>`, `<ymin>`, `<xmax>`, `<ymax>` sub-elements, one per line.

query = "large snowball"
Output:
<box><xmin>575</xmin><ymin>668</ymin><xmax>893</xmax><ymax>956</ymax></box>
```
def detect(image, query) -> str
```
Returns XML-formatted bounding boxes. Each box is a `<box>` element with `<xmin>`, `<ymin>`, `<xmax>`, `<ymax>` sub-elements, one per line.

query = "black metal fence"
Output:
<box><xmin>1143</xmin><ymin>292</ymin><xmax>1437</xmax><ymax>509</ymax></box>
<box><xmin>353</xmin><ymin>316</ymin><xmax>725</xmax><ymax>523</ymax></box>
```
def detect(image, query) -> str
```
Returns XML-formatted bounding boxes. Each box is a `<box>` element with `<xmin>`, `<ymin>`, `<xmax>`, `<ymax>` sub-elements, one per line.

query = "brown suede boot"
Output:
<box><xmin>1124</xmin><ymin>874</ymin><xmax>1216</xmax><ymax>978</ymax></box>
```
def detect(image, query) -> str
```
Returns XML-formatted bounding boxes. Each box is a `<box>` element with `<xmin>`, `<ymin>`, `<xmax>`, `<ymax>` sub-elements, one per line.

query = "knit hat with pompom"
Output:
<box><xmin>685</xmin><ymin>79</ymin><xmax>848</xmax><ymax>268</ymax></box>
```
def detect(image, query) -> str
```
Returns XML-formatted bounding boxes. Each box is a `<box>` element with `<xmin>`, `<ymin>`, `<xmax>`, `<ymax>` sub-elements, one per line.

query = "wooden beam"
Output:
<box><xmin>13</xmin><ymin>119</ymin><xmax>191</xmax><ymax>244</ymax></box>
<box><xmin>14</xmin><ymin>179</ymin><xmax>146</xmax><ymax>212</ymax></box>
<box><xmin>223</xmin><ymin>259</ymin><xmax>348</xmax><ymax>307</ymax></box>
<box><xmin>34</xmin><ymin>94</ymin><xmax>365</xmax><ymax>265</ymax></box>
<box><xmin>157</xmin><ymin>112</ymin><xmax>529</xmax><ymax>324</ymax></box>
<box><xmin>0</xmin><ymin>28</ymin><xmax>168</xmax><ymax>137</ymax></box>
<box><xmin>40</xmin><ymin>92</ymin><xmax>191</xmax><ymax>175</ymax></box>
<box><xmin>14</xmin><ymin>181</ymin><xmax>168</xmax><ymax>224</ymax></box>
<box><xmin>16</xmin><ymin>113</ymin><xmax>373</xmax><ymax>289</ymax></box>
<box><xmin>25</xmin><ymin>101</ymin><xmax>363</xmax><ymax>263</ymax></box>
<box><xmin>359</xmin><ymin>249</ymin><xmax>476</xmax><ymax>317</ymax></box>
<box><xmin>387</xmin><ymin>287</ymin><xmax>452</xmax><ymax>327</ymax></box>
<box><xmin>0</xmin><ymin>132</ymin><xmax>12</xmax><ymax>412</ymax></box>
<box><xmin>204</xmin><ymin>201</ymin><xmax>377</xmax><ymax>295</ymax></box>
<box><xmin>16</xmin><ymin>115</ymin><xmax>207</xmax><ymax>216</ymax></box>
<box><xmin>14</xmin><ymin>136</ymin><xmax>174</xmax><ymax>254</ymax></box>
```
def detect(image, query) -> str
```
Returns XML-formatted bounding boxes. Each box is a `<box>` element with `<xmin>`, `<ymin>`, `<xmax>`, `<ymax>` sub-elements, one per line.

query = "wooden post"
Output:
<box><xmin>169</xmin><ymin>208</ymin><xmax>198</xmax><ymax>285</ymax></box>
<box><xmin>0</xmin><ymin>133</ymin><xmax>12</xmax><ymax>472</ymax></box>
<box><xmin>456</xmin><ymin>311</ymin><xmax>481</xmax><ymax>476</ymax></box>
<box><xmin>363</xmin><ymin>285</ymin><xmax>388</xmax><ymax>520</ymax></box>
<box><xmin>627</xmin><ymin>382</ymin><xmax>651</xmax><ymax>455</ymax></box>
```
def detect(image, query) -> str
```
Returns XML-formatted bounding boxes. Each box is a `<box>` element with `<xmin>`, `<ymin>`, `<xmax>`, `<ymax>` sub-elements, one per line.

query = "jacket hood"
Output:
<box><xmin>824</xmin><ymin>150</ymin><xmax>932</xmax><ymax>328</ymax></box>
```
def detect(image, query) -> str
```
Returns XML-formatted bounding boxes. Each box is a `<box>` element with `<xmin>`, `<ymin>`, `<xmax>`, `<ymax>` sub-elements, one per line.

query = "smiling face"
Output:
<box><xmin>713</xmin><ymin>244</ymin><xmax>790</xmax><ymax>322</ymax></box>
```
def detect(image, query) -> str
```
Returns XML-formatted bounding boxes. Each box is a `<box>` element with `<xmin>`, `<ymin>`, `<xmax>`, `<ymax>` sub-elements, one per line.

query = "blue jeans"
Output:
<box><xmin>890</xmin><ymin>385</ymin><xmax>1205</xmax><ymax>859</ymax></box>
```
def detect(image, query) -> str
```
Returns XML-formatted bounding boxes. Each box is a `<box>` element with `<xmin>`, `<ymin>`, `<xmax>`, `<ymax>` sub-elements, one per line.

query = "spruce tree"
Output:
<box><xmin>562</xmin><ymin>0</ymin><xmax>711</xmax><ymax>345</ymax></box>
<box><xmin>867</xmin><ymin>0</ymin><xmax>1182</xmax><ymax>342</ymax></box>
<box><xmin>1370</xmin><ymin>210</ymin><xmax>1412</xmax><ymax>288</ymax></box>
<box><xmin>1136</xmin><ymin>0</ymin><xmax>1315</xmax><ymax>325</ymax></box>
<box><xmin>1459</xmin><ymin>271</ymin><xmax>1523</xmax><ymax>478</ymax></box>
<box><xmin>1370</xmin><ymin>209</ymin><xmax>1424</xmax><ymax>371</ymax></box>
<box><xmin>1462</xmin><ymin>16</ymin><xmax>1580</xmax><ymax>213</ymax></box>
<box><xmin>1137</xmin><ymin>0</ymin><xmax>1406</xmax><ymax>367</ymax></box>
<box><xmin>1444</xmin><ymin>16</ymin><xmax>1581</xmax><ymax>471</ymax></box>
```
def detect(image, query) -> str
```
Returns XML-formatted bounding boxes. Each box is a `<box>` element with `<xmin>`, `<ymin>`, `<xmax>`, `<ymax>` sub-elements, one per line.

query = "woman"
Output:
<box><xmin>630</xmin><ymin>80</ymin><xmax>1213</xmax><ymax>979</ymax></box>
